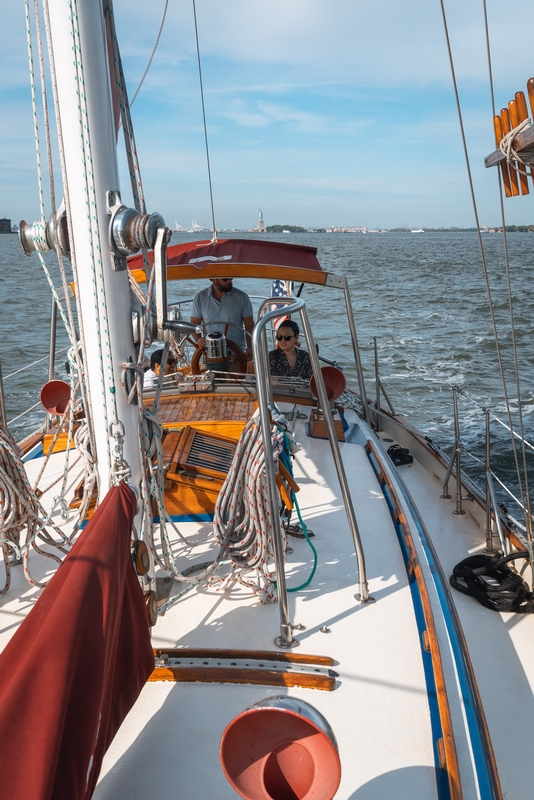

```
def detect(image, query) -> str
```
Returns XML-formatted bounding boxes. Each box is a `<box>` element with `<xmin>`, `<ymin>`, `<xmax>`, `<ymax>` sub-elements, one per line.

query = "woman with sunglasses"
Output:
<box><xmin>269</xmin><ymin>320</ymin><xmax>313</xmax><ymax>379</ymax></box>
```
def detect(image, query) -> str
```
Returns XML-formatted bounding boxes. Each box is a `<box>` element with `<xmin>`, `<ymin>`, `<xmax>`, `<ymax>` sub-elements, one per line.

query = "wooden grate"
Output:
<box><xmin>163</xmin><ymin>426</ymin><xmax>237</xmax><ymax>480</ymax></box>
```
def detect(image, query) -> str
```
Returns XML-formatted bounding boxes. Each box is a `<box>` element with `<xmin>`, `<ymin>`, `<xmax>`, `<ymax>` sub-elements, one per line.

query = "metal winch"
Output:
<box><xmin>205</xmin><ymin>332</ymin><xmax>229</xmax><ymax>372</ymax></box>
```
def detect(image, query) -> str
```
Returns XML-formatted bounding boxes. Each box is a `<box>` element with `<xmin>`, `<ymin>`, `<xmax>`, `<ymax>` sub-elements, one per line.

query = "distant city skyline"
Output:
<box><xmin>1</xmin><ymin>1</ymin><xmax>534</xmax><ymax>230</ymax></box>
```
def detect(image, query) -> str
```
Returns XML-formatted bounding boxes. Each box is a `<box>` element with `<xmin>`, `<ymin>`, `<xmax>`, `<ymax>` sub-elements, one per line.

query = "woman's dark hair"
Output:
<box><xmin>150</xmin><ymin>349</ymin><xmax>164</xmax><ymax>369</ymax></box>
<box><xmin>277</xmin><ymin>319</ymin><xmax>299</xmax><ymax>337</ymax></box>
<box><xmin>150</xmin><ymin>349</ymin><xmax>176</xmax><ymax>370</ymax></box>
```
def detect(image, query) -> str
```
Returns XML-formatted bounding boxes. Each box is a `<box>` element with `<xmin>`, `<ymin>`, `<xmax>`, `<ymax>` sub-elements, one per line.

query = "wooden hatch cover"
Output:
<box><xmin>161</xmin><ymin>426</ymin><xmax>238</xmax><ymax>517</ymax></box>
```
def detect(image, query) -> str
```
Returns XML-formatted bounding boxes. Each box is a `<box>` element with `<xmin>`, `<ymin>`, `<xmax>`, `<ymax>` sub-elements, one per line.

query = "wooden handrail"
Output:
<box><xmin>130</xmin><ymin>263</ymin><xmax>330</xmax><ymax>287</ymax></box>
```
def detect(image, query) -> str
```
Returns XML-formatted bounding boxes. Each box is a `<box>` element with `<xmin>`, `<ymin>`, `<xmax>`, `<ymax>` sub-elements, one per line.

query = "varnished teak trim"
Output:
<box><xmin>131</xmin><ymin>263</ymin><xmax>329</xmax><ymax>286</ymax></box>
<box><xmin>148</xmin><ymin>666</ymin><xmax>335</xmax><ymax>691</ymax></box>
<box><xmin>366</xmin><ymin>440</ymin><xmax>462</xmax><ymax>800</ymax></box>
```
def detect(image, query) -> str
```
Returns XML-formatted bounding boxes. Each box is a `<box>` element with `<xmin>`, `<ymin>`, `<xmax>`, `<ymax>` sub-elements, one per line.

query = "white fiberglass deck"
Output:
<box><xmin>395</xmin><ymin>448</ymin><xmax>534</xmax><ymax>800</ymax></box>
<box><xmin>94</xmin><ymin>412</ymin><xmax>439</xmax><ymax>799</ymax></box>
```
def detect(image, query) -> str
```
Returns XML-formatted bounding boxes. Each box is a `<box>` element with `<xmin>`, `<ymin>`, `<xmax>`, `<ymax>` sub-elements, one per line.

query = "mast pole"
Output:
<box><xmin>46</xmin><ymin>0</ymin><xmax>142</xmax><ymax>499</ymax></box>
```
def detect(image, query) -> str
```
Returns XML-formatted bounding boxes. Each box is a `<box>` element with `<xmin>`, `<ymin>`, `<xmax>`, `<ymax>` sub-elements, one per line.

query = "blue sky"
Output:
<box><xmin>1</xmin><ymin>0</ymin><xmax>534</xmax><ymax>229</ymax></box>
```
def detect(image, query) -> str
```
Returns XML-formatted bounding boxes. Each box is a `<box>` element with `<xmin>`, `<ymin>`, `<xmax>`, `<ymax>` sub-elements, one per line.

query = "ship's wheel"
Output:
<box><xmin>190</xmin><ymin>321</ymin><xmax>250</xmax><ymax>375</ymax></box>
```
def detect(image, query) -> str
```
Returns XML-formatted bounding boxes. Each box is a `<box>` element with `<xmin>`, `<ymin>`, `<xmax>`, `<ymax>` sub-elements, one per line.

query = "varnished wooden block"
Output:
<box><xmin>43</xmin><ymin>426</ymin><xmax>79</xmax><ymax>454</ymax></box>
<box><xmin>163</xmin><ymin>471</ymin><xmax>223</xmax><ymax>517</ymax></box>
<box><xmin>307</xmin><ymin>409</ymin><xmax>345</xmax><ymax>442</ymax></box>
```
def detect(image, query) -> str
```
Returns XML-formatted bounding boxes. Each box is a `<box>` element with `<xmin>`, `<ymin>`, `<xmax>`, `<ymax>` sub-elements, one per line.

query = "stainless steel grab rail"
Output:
<box><xmin>252</xmin><ymin>297</ymin><xmax>371</xmax><ymax>648</ymax></box>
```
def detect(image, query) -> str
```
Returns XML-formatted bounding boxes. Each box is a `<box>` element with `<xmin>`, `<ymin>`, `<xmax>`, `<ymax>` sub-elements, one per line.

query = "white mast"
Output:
<box><xmin>47</xmin><ymin>0</ymin><xmax>143</xmax><ymax>499</ymax></box>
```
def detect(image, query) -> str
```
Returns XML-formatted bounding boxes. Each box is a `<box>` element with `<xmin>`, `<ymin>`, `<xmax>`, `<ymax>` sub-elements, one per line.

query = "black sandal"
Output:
<box><xmin>387</xmin><ymin>444</ymin><xmax>413</xmax><ymax>466</ymax></box>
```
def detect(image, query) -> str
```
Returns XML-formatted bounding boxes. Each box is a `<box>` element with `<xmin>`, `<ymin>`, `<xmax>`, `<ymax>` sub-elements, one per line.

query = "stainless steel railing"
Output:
<box><xmin>370</xmin><ymin>339</ymin><xmax>534</xmax><ymax>553</ymax></box>
<box><xmin>0</xmin><ymin>346</ymin><xmax>71</xmax><ymax>434</ymax></box>
<box><xmin>253</xmin><ymin>296</ymin><xmax>372</xmax><ymax>649</ymax></box>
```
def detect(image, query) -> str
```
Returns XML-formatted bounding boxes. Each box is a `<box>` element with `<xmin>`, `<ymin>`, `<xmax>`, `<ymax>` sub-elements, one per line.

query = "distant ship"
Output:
<box><xmin>410</xmin><ymin>228</ymin><xmax>424</xmax><ymax>233</ymax></box>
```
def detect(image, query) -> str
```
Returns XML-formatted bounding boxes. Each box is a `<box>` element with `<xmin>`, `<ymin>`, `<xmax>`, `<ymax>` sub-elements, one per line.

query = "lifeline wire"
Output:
<box><xmin>438</xmin><ymin>0</ymin><xmax>528</xmax><ymax>519</ymax></box>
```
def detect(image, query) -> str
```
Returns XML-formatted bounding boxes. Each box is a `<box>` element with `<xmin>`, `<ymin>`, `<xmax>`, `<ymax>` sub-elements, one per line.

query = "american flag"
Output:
<box><xmin>271</xmin><ymin>279</ymin><xmax>294</xmax><ymax>329</ymax></box>
<box><xmin>271</xmin><ymin>279</ymin><xmax>293</xmax><ymax>299</ymax></box>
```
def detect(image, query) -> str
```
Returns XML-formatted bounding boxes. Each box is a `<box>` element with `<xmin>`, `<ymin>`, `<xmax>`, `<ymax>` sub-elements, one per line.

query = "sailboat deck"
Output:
<box><xmin>94</xmin><ymin>408</ymin><xmax>440</xmax><ymax>799</ymax></box>
<box><xmin>4</xmin><ymin>406</ymin><xmax>532</xmax><ymax>798</ymax></box>
<box><xmin>399</xmin><ymin>452</ymin><xmax>534</xmax><ymax>800</ymax></box>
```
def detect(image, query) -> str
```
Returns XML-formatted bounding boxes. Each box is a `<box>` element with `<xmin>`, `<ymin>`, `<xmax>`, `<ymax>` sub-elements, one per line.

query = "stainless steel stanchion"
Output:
<box><xmin>0</xmin><ymin>360</ymin><xmax>7</xmax><ymax>429</ymax></box>
<box><xmin>252</xmin><ymin>309</ymin><xmax>298</xmax><ymax>649</ymax></box>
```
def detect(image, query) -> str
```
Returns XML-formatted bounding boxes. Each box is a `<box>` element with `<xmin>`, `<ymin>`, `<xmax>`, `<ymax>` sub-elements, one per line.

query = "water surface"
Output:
<box><xmin>1</xmin><ymin>230</ymin><xmax>533</xmax><ymax>509</ymax></box>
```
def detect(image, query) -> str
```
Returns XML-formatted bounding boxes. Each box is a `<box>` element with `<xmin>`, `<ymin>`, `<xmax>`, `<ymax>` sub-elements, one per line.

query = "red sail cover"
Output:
<box><xmin>0</xmin><ymin>482</ymin><xmax>154</xmax><ymax>800</ymax></box>
<box><xmin>127</xmin><ymin>237</ymin><xmax>323</xmax><ymax>272</ymax></box>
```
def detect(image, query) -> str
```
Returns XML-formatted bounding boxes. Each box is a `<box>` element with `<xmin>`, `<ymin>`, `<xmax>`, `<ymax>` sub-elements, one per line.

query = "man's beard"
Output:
<box><xmin>218</xmin><ymin>282</ymin><xmax>233</xmax><ymax>293</ymax></box>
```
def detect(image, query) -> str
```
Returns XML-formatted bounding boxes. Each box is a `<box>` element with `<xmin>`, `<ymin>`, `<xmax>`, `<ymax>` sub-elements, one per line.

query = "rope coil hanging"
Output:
<box><xmin>499</xmin><ymin>118</ymin><xmax>532</xmax><ymax>168</ymax></box>
<box><xmin>210</xmin><ymin>410</ymin><xmax>287</xmax><ymax>604</ymax></box>
<box><xmin>0</xmin><ymin>420</ymin><xmax>75</xmax><ymax>592</ymax></box>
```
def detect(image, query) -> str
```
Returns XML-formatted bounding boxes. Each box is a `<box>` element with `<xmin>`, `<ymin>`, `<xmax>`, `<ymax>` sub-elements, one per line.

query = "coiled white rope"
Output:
<box><xmin>499</xmin><ymin>118</ymin><xmax>532</xmax><ymax>168</ymax></box>
<box><xmin>210</xmin><ymin>410</ymin><xmax>287</xmax><ymax>604</ymax></box>
<box><xmin>121</xmin><ymin>349</ymin><xmax>196</xmax><ymax>568</ymax></box>
<box><xmin>120</xmin><ymin>354</ymin><xmax>288</xmax><ymax>609</ymax></box>
<box><xmin>118</xmin><ymin>351</ymin><xmax>225</xmax><ymax>618</ymax></box>
<box><xmin>0</xmin><ymin>421</ymin><xmax>76</xmax><ymax>592</ymax></box>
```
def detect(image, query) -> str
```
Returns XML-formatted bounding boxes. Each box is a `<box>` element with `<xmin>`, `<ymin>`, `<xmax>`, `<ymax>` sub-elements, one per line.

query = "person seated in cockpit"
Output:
<box><xmin>143</xmin><ymin>349</ymin><xmax>177</xmax><ymax>389</ymax></box>
<box><xmin>269</xmin><ymin>320</ymin><xmax>313</xmax><ymax>379</ymax></box>
<box><xmin>190</xmin><ymin>277</ymin><xmax>254</xmax><ymax>361</ymax></box>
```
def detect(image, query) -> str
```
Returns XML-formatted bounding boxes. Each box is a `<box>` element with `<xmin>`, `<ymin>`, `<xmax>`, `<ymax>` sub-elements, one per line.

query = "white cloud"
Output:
<box><xmin>2</xmin><ymin>0</ymin><xmax>534</xmax><ymax>229</ymax></box>
<box><xmin>118</xmin><ymin>0</ymin><xmax>534</xmax><ymax>89</ymax></box>
<box><xmin>219</xmin><ymin>101</ymin><xmax>329</xmax><ymax>132</ymax></box>
<box><xmin>219</xmin><ymin>110</ymin><xmax>272</xmax><ymax>128</ymax></box>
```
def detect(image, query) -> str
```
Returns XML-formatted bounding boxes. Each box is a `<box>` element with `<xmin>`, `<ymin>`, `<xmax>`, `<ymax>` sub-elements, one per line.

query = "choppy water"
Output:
<box><xmin>1</xmin><ymin>230</ymin><xmax>534</xmax><ymax>511</ymax></box>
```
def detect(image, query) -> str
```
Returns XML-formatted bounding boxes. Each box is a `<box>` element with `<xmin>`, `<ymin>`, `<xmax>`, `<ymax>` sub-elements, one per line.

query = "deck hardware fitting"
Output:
<box><xmin>355</xmin><ymin>592</ymin><xmax>375</xmax><ymax>603</ymax></box>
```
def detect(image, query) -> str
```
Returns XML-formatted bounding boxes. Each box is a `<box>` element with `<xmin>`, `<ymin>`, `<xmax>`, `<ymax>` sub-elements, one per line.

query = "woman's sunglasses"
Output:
<box><xmin>276</xmin><ymin>334</ymin><xmax>295</xmax><ymax>342</ymax></box>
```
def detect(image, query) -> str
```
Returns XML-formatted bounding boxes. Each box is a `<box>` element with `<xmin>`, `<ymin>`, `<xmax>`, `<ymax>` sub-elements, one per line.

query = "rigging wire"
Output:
<box><xmin>130</xmin><ymin>0</ymin><xmax>169</xmax><ymax>107</ymax></box>
<box><xmin>24</xmin><ymin>0</ymin><xmax>95</xmax><ymax>513</ymax></box>
<box><xmin>192</xmin><ymin>0</ymin><xmax>217</xmax><ymax>241</ymax></box>
<box><xmin>438</xmin><ymin>0</ymin><xmax>529</xmax><ymax>523</ymax></box>
<box><xmin>41</xmin><ymin>0</ymin><xmax>97</xmax><ymax>464</ymax></box>
<box><xmin>482</xmin><ymin>0</ymin><xmax>532</xmax><ymax>533</ymax></box>
<box><xmin>33</xmin><ymin>0</ymin><xmax>55</xmax><ymax>216</ymax></box>
<box><xmin>34</xmin><ymin>0</ymin><xmax>86</xmax><ymax>445</ymax></box>
<box><xmin>4</xmin><ymin>346</ymin><xmax>70</xmax><ymax>381</ymax></box>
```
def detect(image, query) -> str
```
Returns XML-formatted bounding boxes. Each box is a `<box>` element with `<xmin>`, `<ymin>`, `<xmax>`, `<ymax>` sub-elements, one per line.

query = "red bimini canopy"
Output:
<box><xmin>127</xmin><ymin>237</ymin><xmax>323</xmax><ymax>273</ymax></box>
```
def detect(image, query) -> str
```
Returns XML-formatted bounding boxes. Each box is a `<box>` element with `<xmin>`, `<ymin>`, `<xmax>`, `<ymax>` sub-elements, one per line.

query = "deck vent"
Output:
<box><xmin>166</xmin><ymin>426</ymin><xmax>237</xmax><ymax>479</ymax></box>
